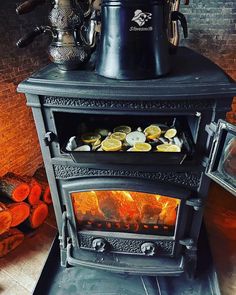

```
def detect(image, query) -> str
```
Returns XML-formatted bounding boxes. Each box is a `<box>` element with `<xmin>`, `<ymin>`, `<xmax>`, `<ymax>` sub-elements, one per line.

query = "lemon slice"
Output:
<box><xmin>133</xmin><ymin>142</ymin><xmax>152</xmax><ymax>152</ymax></box>
<box><xmin>127</xmin><ymin>147</ymin><xmax>135</xmax><ymax>152</ymax></box>
<box><xmin>126</xmin><ymin>131</ymin><xmax>146</xmax><ymax>146</ymax></box>
<box><xmin>81</xmin><ymin>133</ymin><xmax>101</xmax><ymax>144</ymax></box>
<box><xmin>113</xmin><ymin>125</ymin><xmax>132</xmax><ymax>134</ymax></box>
<box><xmin>110</xmin><ymin>132</ymin><xmax>127</xmax><ymax>141</ymax></box>
<box><xmin>156</xmin><ymin>144</ymin><xmax>181</xmax><ymax>152</ymax></box>
<box><xmin>93</xmin><ymin>138</ymin><xmax>101</xmax><ymax>146</ymax></box>
<box><xmin>164</xmin><ymin>128</ymin><xmax>177</xmax><ymax>139</ymax></box>
<box><xmin>73</xmin><ymin>145</ymin><xmax>91</xmax><ymax>152</ymax></box>
<box><xmin>101</xmin><ymin>138</ymin><xmax>122</xmax><ymax>151</ymax></box>
<box><xmin>144</xmin><ymin>125</ymin><xmax>162</xmax><ymax>140</ymax></box>
<box><xmin>95</xmin><ymin>129</ymin><xmax>110</xmax><ymax>137</ymax></box>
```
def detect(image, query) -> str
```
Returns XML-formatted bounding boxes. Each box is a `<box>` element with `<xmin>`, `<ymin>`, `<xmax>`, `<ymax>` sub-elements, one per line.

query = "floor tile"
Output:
<box><xmin>0</xmin><ymin>269</ymin><xmax>30</xmax><ymax>295</ymax></box>
<box><xmin>0</xmin><ymin>223</ymin><xmax>57</xmax><ymax>293</ymax></box>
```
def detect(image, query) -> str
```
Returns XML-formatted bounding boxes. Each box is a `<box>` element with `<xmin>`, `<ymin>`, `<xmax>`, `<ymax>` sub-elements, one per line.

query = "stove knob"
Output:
<box><xmin>141</xmin><ymin>242</ymin><xmax>157</xmax><ymax>256</ymax></box>
<box><xmin>92</xmin><ymin>238</ymin><xmax>109</xmax><ymax>253</ymax></box>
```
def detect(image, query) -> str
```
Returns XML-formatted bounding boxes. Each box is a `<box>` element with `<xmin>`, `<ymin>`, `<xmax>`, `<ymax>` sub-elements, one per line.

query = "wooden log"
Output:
<box><xmin>0</xmin><ymin>197</ymin><xmax>31</xmax><ymax>227</ymax></box>
<box><xmin>20</xmin><ymin>176</ymin><xmax>42</xmax><ymax>205</ymax></box>
<box><xmin>0</xmin><ymin>173</ymin><xmax>30</xmax><ymax>202</ymax></box>
<box><xmin>0</xmin><ymin>228</ymin><xmax>24</xmax><ymax>258</ymax></box>
<box><xmin>7</xmin><ymin>202</ymin><xmax>30</xmax><ymax>227</ymax></box>
<box><xmin>42</xmin><ymin>186</ymin><xmax>52</xmax><ymax>205</ymax></box>
<box><xmin>26</xmin><ymin>201</ymin><xmax>49</xmax><ymax>229</ymax></box>
<box><xmin>34</xmin><ymin>167</ymin><xmax>52</xmax><ymax>204</ymax></box>
<box><xmin>0</xmin><ymin>202</ymin><xmax>12</xmax><ymax>235</ymax></box>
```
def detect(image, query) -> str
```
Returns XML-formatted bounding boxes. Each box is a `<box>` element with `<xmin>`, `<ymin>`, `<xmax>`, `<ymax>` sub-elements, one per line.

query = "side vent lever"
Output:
<box><xmin>44</xmin><ymin>131</ymin><xmax>57</xmax><ymax>146</ymax></box>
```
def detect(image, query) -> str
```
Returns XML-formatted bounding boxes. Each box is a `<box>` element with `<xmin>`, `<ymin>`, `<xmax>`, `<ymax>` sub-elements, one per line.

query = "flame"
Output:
<box><xmin>71</xmin><ymin>191</ymin><xmax>180</xmax><ymax>234</ymax></box>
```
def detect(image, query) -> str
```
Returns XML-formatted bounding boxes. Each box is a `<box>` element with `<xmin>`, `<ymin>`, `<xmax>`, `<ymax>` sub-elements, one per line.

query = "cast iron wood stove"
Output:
<box><xmin>18</xmin><ymin>48</ymin><xmax>236</xmax><ymax>295</ymax></box>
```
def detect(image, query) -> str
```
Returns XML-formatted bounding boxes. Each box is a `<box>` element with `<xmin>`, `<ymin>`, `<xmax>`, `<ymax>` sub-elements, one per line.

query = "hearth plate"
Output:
<box><xmin>33</xmin><ymin>234</ymin><xmax>221</xmax><ymax>295</ymax></box>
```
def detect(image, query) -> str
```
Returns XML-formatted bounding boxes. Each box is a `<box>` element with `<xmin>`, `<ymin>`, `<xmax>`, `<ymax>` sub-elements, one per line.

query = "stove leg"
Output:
<box><xmin>141</xmin><ymin>276</ymin><xmax>162</xmax><ymax>295</ymax></box>
<box><xmin>60</xmin><ymin>247</ymin><xmax>68</xmax><ymax>267</ymax></box>
<box><xmin>184</xmin><ymin>248</ymin><xmax>197</xmax><ymax>280</ymax></box>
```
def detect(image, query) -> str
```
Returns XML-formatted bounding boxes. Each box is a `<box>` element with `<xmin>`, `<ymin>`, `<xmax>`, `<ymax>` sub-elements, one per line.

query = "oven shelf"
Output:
<box><xmin>60</xmin><ymin>115</ymin><xmax>195</xmax><ymax>166</ymax></box>
<box><xmin>65</xmin><ymin>149</ymin><xmax>189</xmax><ymax>165</ymax></box>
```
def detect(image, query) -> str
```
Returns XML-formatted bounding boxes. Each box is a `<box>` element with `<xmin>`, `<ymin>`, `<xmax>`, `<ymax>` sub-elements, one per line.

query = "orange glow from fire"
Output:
<box><xmin>71</xmin><ymin>191</ymin><xmax>180</xmax><ymax>235</ymax></box>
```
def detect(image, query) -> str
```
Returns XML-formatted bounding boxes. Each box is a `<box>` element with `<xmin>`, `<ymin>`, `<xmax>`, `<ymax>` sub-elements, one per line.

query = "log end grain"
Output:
<box><xmin>7</xmin><ymin>202</ymin><xmax>30</xmax><ymax>227</ymax></box>
<box><xmin>0</xmin><ymin>202</ymin><xmax>12</xmax><ymax>235</ymax></box>
<box><xmin>0</xmin><ymin>228</ymin><xmax>24</xmax><ymax>258</ymax></box>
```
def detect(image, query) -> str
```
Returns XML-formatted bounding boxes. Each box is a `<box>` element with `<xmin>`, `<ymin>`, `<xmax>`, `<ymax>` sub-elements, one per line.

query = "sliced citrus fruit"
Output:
<box><xmin>144</xmin><ymin>125</ymin><xmax>162</xmax><ymax>140</ymax></box>
<box><xmin>164</xmin><ymin>128</ymin><xmax>177</xmax><ymax>139</ymax></box>
<box><xmin>127</xmin><ymin>147</ymin><xmax>136</xmax><ymax>152</ymax></box>
<box><xmin>93</xmin><ymin>138</ymin><xmax>101</xmax><ymax>146</ymax></box>
<box><xmin>95</xmin><ymin>129</ymin><xmax>110</xmax><ymax>137</ymax></box>
<box><xmin>153</xmin><ymin>124</ymin><xmax>169</xmax><ymax>134</ymax></box>
<box><xmin>101</xmin><ymin>139</ymin><xmax>122</xmax><ymax>152</ymax></box>
<box><xmin>156</xmin><ymin>144</ymin><xmax>181</xmax><ymax>152</ymax></box>
<box><xmin>133</xmin><ymin>142</ymin><xmax>152</xmax><ymax>152</ymax></box>
<box><xmin>126</xmin><ymin>131</ymin><xmax>146</xmax><ymax>146</ymax></box>
<box><xmin>110</xmin><ymin>132</ymin><xmax>127</xmax><ymax>141</ymax></box>
<box><xmin>81</xmin><ymin>133</ymin><xmax>101</xmax><ymax>144</ymax></box>
<box><xmin>113</xmin><ymin>125</ymin><xmax>132</xmax><ymax>134</ymax></box>
<box><xmin>74</xmin><ymin>145</ymin><xmax>91</xmax><ymax>152</ymax></box>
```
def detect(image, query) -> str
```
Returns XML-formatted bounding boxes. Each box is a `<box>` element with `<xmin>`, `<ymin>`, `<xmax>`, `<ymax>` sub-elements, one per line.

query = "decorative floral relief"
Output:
<box><xmin>43</xmin><ymin>96</ymin><xmax>214</xmax><ymax>111</ymax></box>
<box><xmin>54</xmin><ymin>165</ymin><xmax>201</xmax><ymax>189</ymax></box>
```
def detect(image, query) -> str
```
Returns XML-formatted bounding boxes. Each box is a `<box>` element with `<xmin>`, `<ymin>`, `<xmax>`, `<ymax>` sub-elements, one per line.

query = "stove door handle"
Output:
<box><xmin>66</xmin><ymin>243</ymin><xmax>185</xmax><ymax>275</ymax></box>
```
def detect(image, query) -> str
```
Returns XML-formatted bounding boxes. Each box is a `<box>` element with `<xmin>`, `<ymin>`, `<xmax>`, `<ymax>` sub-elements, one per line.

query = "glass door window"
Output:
<box><xmin>207</xmin><ymin>120</ymin><xmax>236</xmax><ymax>196</ymax></box>
<box><xmin>71</xmin><ymin>190</ymin><xmax>180</xmax><ymax>236</ymax></box>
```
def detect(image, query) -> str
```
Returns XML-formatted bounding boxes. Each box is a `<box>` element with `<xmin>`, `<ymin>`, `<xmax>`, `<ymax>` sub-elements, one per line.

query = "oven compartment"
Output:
<box><xmin>60</xmin><ymin>177</ymin><xmax>199</xmax><ymax>276</ymax></box>
<box><xmin>54</xmin><ymin>113</ymin><xmax>197</xmax><ymax>165</ymax></box>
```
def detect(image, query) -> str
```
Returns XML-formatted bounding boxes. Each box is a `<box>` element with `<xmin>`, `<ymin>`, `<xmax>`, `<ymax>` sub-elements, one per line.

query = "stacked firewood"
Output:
<box><xmin>0</xmin><ymin>167</ymin><xmax>52</xmax><ymax>257</ymax></box>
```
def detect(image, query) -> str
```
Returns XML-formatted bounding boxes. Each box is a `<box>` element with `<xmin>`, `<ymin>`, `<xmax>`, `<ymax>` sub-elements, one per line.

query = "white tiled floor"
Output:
<box><xmin>0</xmin><ymin>208</ymin><xmax>57</xmax><ymax>295</ymax></box>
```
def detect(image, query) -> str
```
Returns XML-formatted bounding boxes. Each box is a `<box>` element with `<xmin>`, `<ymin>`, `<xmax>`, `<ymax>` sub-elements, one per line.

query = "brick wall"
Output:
<box><xmin>0</xmin><ymin>1</ymin><xmax>50</xmax><ymax>177</ymax></box>
<box><xmin>0</xmin><ymin>0</ymin><xmax>235</xmax><ymax>177</ymax></box>
<box><xmin>180</xmin><ymin>0</ymin><xmax>236</xmax><ymax>123</ymax></box>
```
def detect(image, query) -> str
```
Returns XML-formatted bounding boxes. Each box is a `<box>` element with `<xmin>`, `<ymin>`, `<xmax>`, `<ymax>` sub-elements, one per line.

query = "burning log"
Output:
<box><xmin>130</xmin><ymin>192</ymin><xmax>162</xmax><ymax>224</ymax></box>
<box><xmin>25</xmin><ymin>201</ymin><xmax>49</xmax><ymax>229</ymax></box>
<box><xmin>0</xmin><ymin>228</ymin><xmax>24</xmax><ymax>258</ymax></box>
<box><xmin>0</xmin><ymin>173</ymin><xmax>30</xmax><ymax>202</ymax></box>
<box><xmin>34</xmin><ymin>167</ymin><xmax>52</xmax><ymax>204</ymax></box>
<box><xmin>159</xmin><ymin>204</ymin><xmax>178</xmax><ymax>226</ymax></box>
<box><xmin>72</xmin><ymin>191</ymin><xmax>105</xmax><ymax>222</ymax></box>
<box><xmin>96</xmin><ymin>191</ymin><xmax>140</xmax><ymax>223</ymax></box>
<box><xmin>0</xmin><ymin>202</ymin><xmax>12</xmax><ymax>235</ymax></box>
<box><xmin>163</xmin><ymin>207</ymin><xmax>177</xmax><ymax>226</ymax></box>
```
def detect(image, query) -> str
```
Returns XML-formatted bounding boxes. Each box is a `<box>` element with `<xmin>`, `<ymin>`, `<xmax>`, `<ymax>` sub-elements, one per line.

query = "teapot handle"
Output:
<box><xmin>80</xmin><ymin>10</ymin><xmax>100</xmax><ymax>48</ymax></box>
<box><xmin>171</xmin><ymin>11</ymin><xmax>188</xmax><ymax>38</ymax></box>
<box><xmin>16</xmin><ymin>0</ymin><xmax>46</xmax><ymax>15</ymax></box>
<box><xmin>16</xmin><ymin>26</ymin><xmax>54</xmax><ymax>48</ymax></box>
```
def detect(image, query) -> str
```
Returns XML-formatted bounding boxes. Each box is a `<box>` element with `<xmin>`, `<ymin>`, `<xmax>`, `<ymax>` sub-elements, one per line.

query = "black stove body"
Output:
<box><xmin>18</xmin><ymin>48</ymin><xmax>236</xmax><ymax>294</ymax></box>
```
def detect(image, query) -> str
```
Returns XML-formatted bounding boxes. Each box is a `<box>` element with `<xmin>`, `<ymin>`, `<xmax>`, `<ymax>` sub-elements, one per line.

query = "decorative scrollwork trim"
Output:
<box><xmin>43</xmin><ymin>96</ymin><xmax>214</xmax><ymax>111</ymax></box>
<box><xmin>79</xmin><ymin>233</ymin><xmax>174</xmax><ymax>256</ymax></box>
<box><xmin>54</xmin><ymin>165</ymin><xmax>201</xmax><ymax>189</ymax></box>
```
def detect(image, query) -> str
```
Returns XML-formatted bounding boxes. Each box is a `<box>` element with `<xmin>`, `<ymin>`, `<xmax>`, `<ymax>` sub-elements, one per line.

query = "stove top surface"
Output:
<box><xmin>18</xmin><ymin>47</ymin><xmax>236</xmax><ymax>99</ymax></box>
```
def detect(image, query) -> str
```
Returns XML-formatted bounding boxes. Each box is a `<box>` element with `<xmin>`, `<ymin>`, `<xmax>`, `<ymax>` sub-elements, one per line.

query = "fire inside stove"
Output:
<box><xmin>71</xmin><ymin>191</ymin><xmax>180</xmax><ymax>236</ymax></box>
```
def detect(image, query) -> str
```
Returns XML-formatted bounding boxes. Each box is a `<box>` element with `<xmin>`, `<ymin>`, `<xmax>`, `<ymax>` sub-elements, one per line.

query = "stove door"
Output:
<box><xmin>61</xmin><ymin>178</ymin><xmax>194</xmax><ymax>275</ymax></box>
<box><xmin>206</xmin><ymin>120</ymin><xmax>236</xmax><ymax>196</ymax></box>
